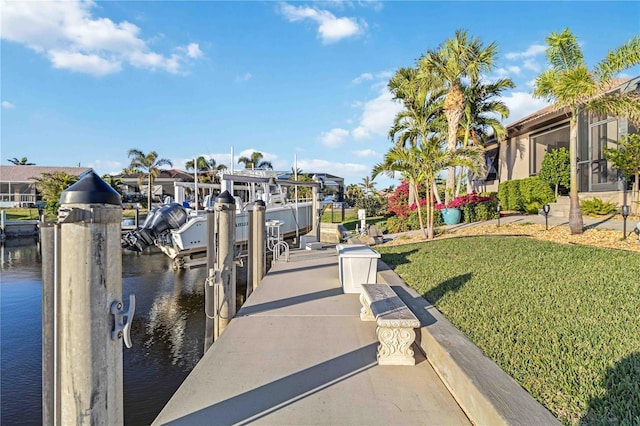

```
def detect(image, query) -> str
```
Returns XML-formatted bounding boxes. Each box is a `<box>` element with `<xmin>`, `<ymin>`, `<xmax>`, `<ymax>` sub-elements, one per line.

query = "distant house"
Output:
<box><xmin>117</xmin><ymin>169</ymin><xmax>194</xmax><ymax>202</ymax></box>
<box><xmin>0</xmin><ymin>165</ymin><xmax>92</xmax><ymax>208</ymax></box>
<box><xmin>479</xmin><ymin>76</ymin><xmax>639</xmax><ymax>205</ymax></box>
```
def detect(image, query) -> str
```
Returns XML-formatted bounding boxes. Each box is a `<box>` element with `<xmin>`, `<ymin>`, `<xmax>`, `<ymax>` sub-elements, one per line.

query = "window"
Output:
<box><xmin>589</xmin><ymin>115</ymin><xmax>618</xmax><ymax>187</ymax></box>
<box><xmin>484</xmin><ymin>148</ymin><xmax>499</xmax><ymax>181</ymax></box>
<box><xmin>529</xmin><ymin>125</ymin><xmax>570</xmax><ymax>175</ymax></box>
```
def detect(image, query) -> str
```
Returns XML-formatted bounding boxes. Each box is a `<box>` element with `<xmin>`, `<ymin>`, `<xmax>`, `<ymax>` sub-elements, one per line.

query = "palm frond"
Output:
<box><xmin>594</xmin><ymin>36</ymin><xmax>640</xmax><ymax>81</ymax></box>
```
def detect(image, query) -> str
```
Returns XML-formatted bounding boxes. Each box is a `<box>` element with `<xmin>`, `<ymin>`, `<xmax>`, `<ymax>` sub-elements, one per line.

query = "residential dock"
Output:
<box><xmin>153</xmin><ymin>243</ymin><xmax>557</xmax><ymax>425</ymax></box>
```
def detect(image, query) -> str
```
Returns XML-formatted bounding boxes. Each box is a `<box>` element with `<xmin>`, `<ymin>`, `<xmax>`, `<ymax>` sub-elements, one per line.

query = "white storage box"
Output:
<box><xmin>337</xmin><ymin>244</ymin><xmax>380</xmax><ymax>294</ymax></box>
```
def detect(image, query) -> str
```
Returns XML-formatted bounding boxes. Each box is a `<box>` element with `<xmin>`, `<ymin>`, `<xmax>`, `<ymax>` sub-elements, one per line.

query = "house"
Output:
<box><xmin>118</xmin><ymin>169</ymin><xmax>195</xmax><ymax>202</ymax></box>
<box><xmin>479</xmin><ymin>76</ymin><xmax>639</xmax><ymax>207</ymax></box>
<box><xmin>0</xmin><ymin>165</ymin><xmax>92</xmax><ymax>208</ymax></box>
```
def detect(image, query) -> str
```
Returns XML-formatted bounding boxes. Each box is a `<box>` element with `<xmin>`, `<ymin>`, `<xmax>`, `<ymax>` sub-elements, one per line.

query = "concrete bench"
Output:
<box><xmin>360</xmin><ymin>283</ymin><xmax>420</xmax><ymax>365</ymax></box>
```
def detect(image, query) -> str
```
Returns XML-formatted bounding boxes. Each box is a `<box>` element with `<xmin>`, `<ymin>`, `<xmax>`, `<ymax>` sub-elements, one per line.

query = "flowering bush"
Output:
<box><xmin>435</xmin><ymin>193</ymin><xmax>495</xmax><ymax>210</ymax></box>
<box><xmin>387</xmin><ymin>180</ymin><xmax>427</xmax><ymax>218</ymax></box>
<box><xmin>387</xmin><ymin>180</ymin><xmax>410</xmax><ymax>217</ymax></box>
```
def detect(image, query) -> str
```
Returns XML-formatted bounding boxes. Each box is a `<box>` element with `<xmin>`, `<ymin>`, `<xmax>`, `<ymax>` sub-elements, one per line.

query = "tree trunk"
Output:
<box><xmin>432</xmin><ymin>181</ymin><xmax>442</xmax><ymax>205</ymax></box>
<box><xmin>633</xmin><ymin>172</ymin><xmax>639</xmax><ymax>215</ymax></box>
<box><xmin>147</xmin><ymin>174</ymin><xmax>152</xmax><ymax>213</ymax></box>
<box><xmin>568</xmin><ymin>114</ymin><xmax>584</xmax><ymax>234</ymax></box>
<box><xmin>414</xmin><ymin>182</ymin><xmax>427</xmax><ymax>239</ymax></box>
<box><xmin>427</xmin><ymin>183</ymin><xmax>434</xmax><ymax>239</ymax></box>
<box><xmin>455</xmin><ymin>167</ymin><xmax>463</xmax><ymax>198</ymax></box>
<box><xmin>444</xmin><ymin>87</ymin><xmax>464</xmax><ymax>205</ymax></box>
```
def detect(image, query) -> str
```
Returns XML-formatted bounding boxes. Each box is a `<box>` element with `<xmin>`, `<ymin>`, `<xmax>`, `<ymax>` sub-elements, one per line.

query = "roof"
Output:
<box><xmin>0</xmin><ymin>165</ymin><xmax>93</xmax><ymax>183</ymax></box>
<box><xmin>119</xmin><ymin>168</ymin><xmax>194</xmax><ymax>180</ymax></box>
<box><xmin>505</xmin><ymin>77</ymin><xmax>637</xmax><ymax>137</ymax></box>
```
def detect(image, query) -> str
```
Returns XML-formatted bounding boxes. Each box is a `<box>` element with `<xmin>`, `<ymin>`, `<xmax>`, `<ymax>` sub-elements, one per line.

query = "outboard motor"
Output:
<box><xmin>122</xmin><ymin>203</ymin><xmax>188</xmax><ymax>251</ymax></box>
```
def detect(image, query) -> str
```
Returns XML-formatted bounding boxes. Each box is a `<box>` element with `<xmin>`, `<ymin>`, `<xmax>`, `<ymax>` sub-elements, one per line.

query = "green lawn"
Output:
<box><xmin>378</xmin><ymin>237</ymin><xmax>640</xmax><ymax>425</ymax></box>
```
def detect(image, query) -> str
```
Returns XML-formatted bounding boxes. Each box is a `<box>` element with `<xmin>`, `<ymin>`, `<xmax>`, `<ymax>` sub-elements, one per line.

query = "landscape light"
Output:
<box><xmin>542</xmin><ymin>204</ymin><xmax>551</xmax><ymax>230</ymax></box>
<box><xmin>496</xmin><ymin>205</ymin><xmax>501</xmax><ymax>227</ymax></box>
<box><xmin>634</xmin><ymin>222</ymin><xmax>640</xmax><ymax>243</ymax></box>
<box><xmin>621</xmin><ymin>205</ymin><xmax>630</xmax><ymax>239</ymax></box>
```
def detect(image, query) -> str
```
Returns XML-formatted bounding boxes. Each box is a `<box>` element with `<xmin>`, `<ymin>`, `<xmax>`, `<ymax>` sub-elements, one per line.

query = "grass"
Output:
<box><xmin>378</xmin><ymin>236</ymin><xmax>640</xmax><ymax>425</ymax></box>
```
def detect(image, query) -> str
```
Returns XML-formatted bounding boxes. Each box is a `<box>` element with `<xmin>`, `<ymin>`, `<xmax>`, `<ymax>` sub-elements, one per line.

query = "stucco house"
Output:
<box><xmin>0</xmin><ymin>165</ymin><xmax>92</xmax><ymax>208</ymax></box>
<box><xmin>118</xmin><ymin>168</ymin><xmax>195</xmax><ymax>202</ymax></box>
<box><xmin>479</xmin><ymin>76</ymin><xmax>639</xmax><ymax>209</ymax></box>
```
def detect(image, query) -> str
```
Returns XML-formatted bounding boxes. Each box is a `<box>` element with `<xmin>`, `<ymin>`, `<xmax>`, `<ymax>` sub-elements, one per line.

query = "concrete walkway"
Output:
<box><xmin>153</xmin><ymin>248</ymin><xmax>471</xmax><ymax>425</ymax></box>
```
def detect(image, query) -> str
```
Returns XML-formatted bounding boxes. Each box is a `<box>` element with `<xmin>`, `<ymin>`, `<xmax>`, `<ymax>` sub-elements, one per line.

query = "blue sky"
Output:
<box><xmin>2</xmin><ymin>1</ymin><xmax>639</xmax><ymax>188</ymax></box>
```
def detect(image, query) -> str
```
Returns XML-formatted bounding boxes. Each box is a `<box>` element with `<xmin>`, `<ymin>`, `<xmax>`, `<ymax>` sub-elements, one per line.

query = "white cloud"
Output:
<box><xmin>2</xmin><ymin>101</ymin><xmax>16</xmax><ymax>109</ymax></box>
<box><xmin>297</xmin><ymin>158</ymin><xmax>369</xmax><ymax>179</ymax></box>
<box><xmin>235</xmin><ymin>72</ymin><xmax>253</xmax><ymax>83</ymax></box>
<box><xmin>320</xmin><ymin>128</ymin><xmax>350</xmax><ymax>147</ymax></box>
<box><xmin>351</xmin><ymin>88</ymin><xmax>403</xmax><ymax>140</ymax></box>
<box><xmin>0</xmin><ymin>0</ymin><xmax>202</xmax><ymax>76</ymax></box>
<box><xmin>352</xmin><ymin>72</ymin><xmax>373</xmax><ymax>84</ymax></box>
<box><xmin>89</xmin><ymin>159</ymin><xmax>122</xmax><ymax>175</ymax></box>
<box><xmin>521</xmin><ymin>59</ymin><xmax>541</xmax><ymax>73</ymax></box>
<box><xmin>352</xmin><ymin>149</ymin><xmax>379</xmax><ymax>158</ymax></box>
<box><xmin>279</xmin><ymin>2</ymin><xmax>366</xmax><ymax>44</ymax></box>
<box><xmin>186</xmin><ymin>43</ymin><xmax>203</xmax><ymax>59</ymax></box>
<box><xmin>495</xmin><ymin>66</ymin><xmax>522</xmax><ymax>78</ymax></box>
<box><xmin>505</xmin><ymin>44</ymin><xmax>546</xmax><ymax>60</ymax></box>
<box><xmin>502</xmin><ymin>91</ymin><xmax>551</xmax><ymax>124</ymax></box>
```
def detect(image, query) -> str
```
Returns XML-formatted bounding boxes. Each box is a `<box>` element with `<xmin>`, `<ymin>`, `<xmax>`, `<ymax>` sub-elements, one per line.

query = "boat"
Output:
<box><xmin>121</xmin><ymin>170</ymin><xmax>320</xmax><ymax>268</ymax></box>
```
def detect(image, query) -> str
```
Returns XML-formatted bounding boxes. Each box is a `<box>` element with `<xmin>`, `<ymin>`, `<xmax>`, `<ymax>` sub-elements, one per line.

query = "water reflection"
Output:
<box><xmin>1</xmin><ymin>245</ymin><xmax>208</xmax><ymax>426</ymax></box>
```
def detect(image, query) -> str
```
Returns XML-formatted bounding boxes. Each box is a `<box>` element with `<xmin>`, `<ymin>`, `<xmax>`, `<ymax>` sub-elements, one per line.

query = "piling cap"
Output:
<box><xmin>59</xmin><ymin>171</ymin><xmax>122</xmax><ymax>206</ymax></box>
<box><xmin>254</xmin><ymin>200</ymin><xmax>266</xmax><ymax>207</ymax></box>
<box><xmin>215</xmin><ymin>190</ymin><xmax>236</xmax><ymax>205</ymax></box>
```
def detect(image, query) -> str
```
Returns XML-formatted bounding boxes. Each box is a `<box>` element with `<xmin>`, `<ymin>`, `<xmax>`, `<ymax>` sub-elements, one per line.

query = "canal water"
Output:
<box><xmin>0</xmin><ymin>238</ymin><xmax>220</xmax><ymax>425</ymax></box>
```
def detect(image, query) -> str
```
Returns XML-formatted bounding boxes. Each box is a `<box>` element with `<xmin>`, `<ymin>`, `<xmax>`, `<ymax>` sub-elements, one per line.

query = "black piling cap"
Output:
<box><xmin>215</xmin><ymin>190</ymin><xmax>236</xmax><ymax>205</ymax></box>
<box><xmin>59</xmin><ymin>171</ymin><xmax>122</xmax><ymax>206</ymax></box>
<box><xmin>254</xmin><ymin>200</ymin><xmax>266</xmax><ymax>207</ymax></box>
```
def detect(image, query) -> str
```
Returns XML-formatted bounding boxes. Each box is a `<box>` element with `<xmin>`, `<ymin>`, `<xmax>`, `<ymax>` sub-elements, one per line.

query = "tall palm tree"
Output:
<box><xmin>533</xmin><ymin>28</ymin><xmax>640</xmax><ymax>234</ymax></box>
<box><xmin>374</xmin><ymin>137</ymin><xmax>483</xmax><ymax>239</ymax></box>
<box><xmin>8</xmin><ymin>157</ymin><xmax>35</xmax><ymax>165</ymax></box>
<box><xmin>237</xmin><ymin>151</ymin><xmax>273</xmax><ymax>170</ymax></box>
<box><xmin>419</xmin><ymin>29</ymin><xmax>498</xmax><ymax>204</ymax></box>
<box><xmin>127</xmin><ymin>149</ymin><xmax>173</xmax><ymax>212</ymax></box>
<box><xmin>456</xmin><ymin>77</ymin><xmax>514</xmax><ymax>196</ymax></box>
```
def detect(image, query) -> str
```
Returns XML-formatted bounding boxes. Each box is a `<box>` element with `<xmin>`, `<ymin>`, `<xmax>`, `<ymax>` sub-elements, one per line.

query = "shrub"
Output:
<box><xmin>499</xmin><ymin>177</ymin><xmax>554</xmax><ymax>212</ymax></box>
<box><xmin>354</xmin><ymin>195</ymin><xmax>387</xmax><ymax>217</ymax></box>
<box><xmin>580</xmin><ymin>198</ymin><xmax>617</xmax><ymax>216</ymax></box>
<box><xmin>538</xmin><ymin>147</ymin><xmax>570</xmax><ymax>197</ymax></box>
<box><xmin>520</xmin><ymin>176</ymin><xmax>555</xmax><ymax>206</ymax></box>
<box><xmin>385</xmin><ymin>208</ymin><xmax>444</xmax><ymax>233</ymax></box>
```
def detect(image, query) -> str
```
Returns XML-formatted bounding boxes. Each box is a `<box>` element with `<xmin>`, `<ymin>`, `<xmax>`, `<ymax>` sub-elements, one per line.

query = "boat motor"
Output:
<box><xmin>121</xmin><ymin>203</ymin><xmax>188</xmax><ymax>251</ymax></box>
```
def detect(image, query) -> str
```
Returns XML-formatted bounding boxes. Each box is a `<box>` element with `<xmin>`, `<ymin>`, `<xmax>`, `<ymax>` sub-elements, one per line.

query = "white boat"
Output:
<box><xmin>122</xmin><ymin>170</ymin><xmax>319</xmax><ymax>268</ymax></box>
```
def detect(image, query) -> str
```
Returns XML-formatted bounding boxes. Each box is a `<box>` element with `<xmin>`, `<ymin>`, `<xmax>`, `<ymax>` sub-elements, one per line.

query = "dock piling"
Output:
<box><xmin>214</xmin><ymin>191</ymin><xmax>236</xmax><ymax>337</ymax></box>
<box><xmin>50</xmin><ymin>171</ymin><xmax>127</xmax><ymax>425</ymax></box>
<box><xmin>247</xmin><ymin>200</ymin><xmax>266</xmax><ymax>297</ymax></box>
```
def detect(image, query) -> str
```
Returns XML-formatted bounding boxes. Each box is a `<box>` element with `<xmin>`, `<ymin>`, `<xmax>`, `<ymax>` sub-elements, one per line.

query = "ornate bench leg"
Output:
<box><xmin>360</xmin><ymin>293</ymin><xmax>374</xmax><ymax>321</ymax></box>
<box><xmin>376</xmin><ymin>326</ymin><xmax>416</xmax><ymax>366</ymax></box>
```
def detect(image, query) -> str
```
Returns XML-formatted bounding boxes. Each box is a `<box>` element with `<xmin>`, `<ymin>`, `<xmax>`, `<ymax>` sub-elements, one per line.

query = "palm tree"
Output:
<box><xmin>374</xmin><ymin>137</ymin><xmax>483</xmax><ymax>239</ymax></box>
<box><xmin>127</xmin><ymin>149</ymin><xmax>173</xmax><ymax>212</ymax></box>
<box><xmin>456</xmin><ymin>77</ymin><xmax>514</xmax><ymax>196</ymax></box>
<box><xmin>185</xmin><ymin>156</ymin><xmax>212</xmax><ymax>182</ymax></box>
<box><xmin>237</xmin><ymin>151</ymin><xmax>272</xmax><ymax>170</ymax></box>
<box><xmin>102</xmin><ymin>174</ymin><xmax>125</xmax><ymax>197</ymax></box>
<box><xmin>8</xmin><ymin>157</ymin><xmax>35</xmax><ymax>165</ymax></box>
<box><xmin>388</xmin><ymin>66</ymin><xmax>447</xmax><ymax>205</ymax></box>
<box><xmin>533</xmin><ymin>28</ymin><xmax>640</xmax><ymax>234</ymax></box>
<box><xmin>359</xmin><ymin>176</ymin><xmax>377</xmax><ymax>196</ymax></box>
<box><xmin>419</xmin><ymin>29</ymin><xmax>498</xmax><ymax>204</ymax></box>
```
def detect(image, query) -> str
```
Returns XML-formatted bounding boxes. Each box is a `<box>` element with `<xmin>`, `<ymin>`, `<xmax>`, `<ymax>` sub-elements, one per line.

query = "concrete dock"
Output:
<box><xmin>153</xmin><ymin>247</ymin><xmax>471</xmax><ymax>425</ymax></box>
